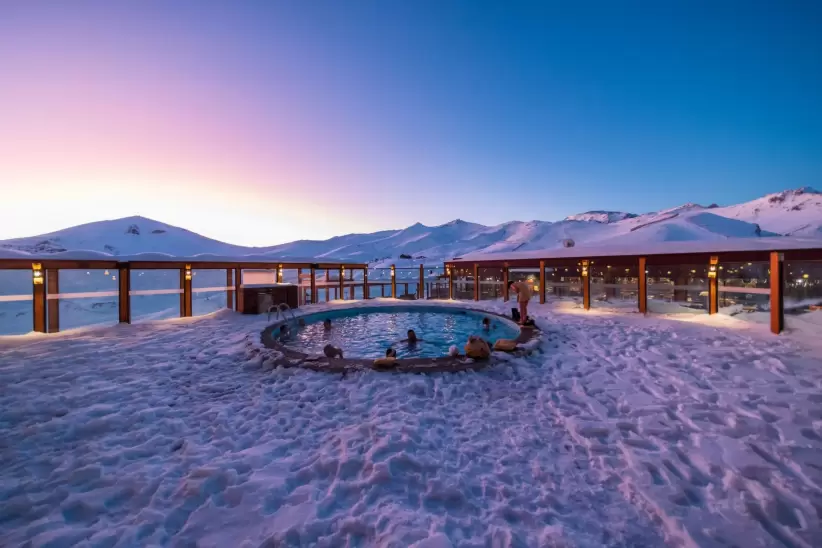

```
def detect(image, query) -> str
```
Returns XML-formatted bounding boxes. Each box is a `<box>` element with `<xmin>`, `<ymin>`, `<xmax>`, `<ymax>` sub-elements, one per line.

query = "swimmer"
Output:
<box><xmin>482</xmin><ymin>317</ymin><xmax>491</xmax><ymax>330</ymax></box>
<box><xmin>323</xmin><ymin>344</ymin><xmax>343</xmax><ymax>359</ymax></box>
<box><xmin>323</xmin><ymin>318</ymin><xmax>332</xmax><ymax>330</ymax></box>
<box><xmin>385</xmin><ymin>348</ymin><xmax>397</xmax><ymax>358</ymax></box>
<box><xmin>401</xmin><ymin>329</ymin><xmax>422</xmax><ymax>345</ymax></box>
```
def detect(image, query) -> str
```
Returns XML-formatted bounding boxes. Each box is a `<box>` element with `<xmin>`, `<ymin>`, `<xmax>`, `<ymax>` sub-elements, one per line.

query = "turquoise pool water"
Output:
<box><xmin>281</xmin><ymin>306</ymin><xmax>519</xmax><ymax>359</ymax></box>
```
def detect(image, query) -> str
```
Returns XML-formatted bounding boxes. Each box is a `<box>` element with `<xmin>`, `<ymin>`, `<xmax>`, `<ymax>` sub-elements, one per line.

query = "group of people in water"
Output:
<box><xmin>309</xmin><ymin>315</ymin><xmax>498</xmax><ymax>361</ymax></box>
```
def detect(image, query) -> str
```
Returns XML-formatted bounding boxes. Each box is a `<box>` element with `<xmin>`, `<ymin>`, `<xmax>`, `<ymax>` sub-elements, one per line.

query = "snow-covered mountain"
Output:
<box><xmin>1</xmin><ymin>188</ymin><xmax>820</xmax><ymax>265</ymax></box>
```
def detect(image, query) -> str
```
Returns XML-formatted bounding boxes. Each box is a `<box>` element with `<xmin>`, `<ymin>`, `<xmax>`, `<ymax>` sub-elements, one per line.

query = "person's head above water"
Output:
<box><xmin>482</xmin><ymin>317</ymin><xmax>490</xmax><ymax>327</ymax></box>
<box><xmin>385</xmin><ymin>348</ymin><xmax>397</xmax><ymax>358</ymax></box>
<box><xmin>323</xmin><ymin>318</ymin><xmax>332</xmax><ymax>329</ymax></box>
<box><xmin>407</xmin><ymin>329</ymin><xmax>418</xmax><ymax>342</ymax></box>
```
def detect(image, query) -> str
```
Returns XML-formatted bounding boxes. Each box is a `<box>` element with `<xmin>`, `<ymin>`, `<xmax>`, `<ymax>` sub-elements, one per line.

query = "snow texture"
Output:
<box><xmin>1</xmin><ymin>300</ymin><xmax>821</xmax><ymax>547</ymax></box>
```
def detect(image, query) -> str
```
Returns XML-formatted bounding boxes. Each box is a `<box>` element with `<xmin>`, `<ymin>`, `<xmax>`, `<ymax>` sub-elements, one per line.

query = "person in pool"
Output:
<box><xmin>482</xmin><ymin>317</ymin><xmax>494</xmax><ymax>331</ymax></box>
<box><xmin>385</xmin><ymin>347</ymin><xmax>397</xmax><ymax>358</ymax></box>
<box><xmin>323</xmin><ymin>344</ymin><xmax>343</xmax><ymax>359</ymax></box>
<box><xmin>323</xmin><ymin>318</ymin><xmax>332</xmax><ymax>330</ymax></box>
<box><xmin>278</xmin><ymin>324</ymin><xmax>291</xmax><ymax>341</ymax></box>
<box><xmin>401</xmin><ymin>329</ymin><xmax>422</xmax><ymax>345</ymax></box>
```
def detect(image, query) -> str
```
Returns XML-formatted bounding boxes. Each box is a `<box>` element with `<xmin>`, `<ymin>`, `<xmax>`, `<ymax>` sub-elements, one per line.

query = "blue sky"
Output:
<box><xmin>1</xmin><ymin>0</ymin><xmax>820</xmax><ymax>243</ymax></box>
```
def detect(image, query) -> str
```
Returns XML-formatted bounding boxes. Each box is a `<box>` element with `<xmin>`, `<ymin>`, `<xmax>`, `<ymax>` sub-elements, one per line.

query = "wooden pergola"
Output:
<box><xmin>0</xmin><ymin>257</ymin><xmax>368</xmax><ymax>333</ymax></box>
<box><xmin>443</xmin><ymin>239</ymin><xmax>822</xmax><ymax>335</ymax></box>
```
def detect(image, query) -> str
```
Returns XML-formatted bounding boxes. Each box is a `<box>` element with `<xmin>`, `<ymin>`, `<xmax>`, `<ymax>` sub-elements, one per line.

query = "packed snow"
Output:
<box><xmin>1</xmin><ymin>300</ymin><xmax>821</xmax><ymax>547</ymax></box>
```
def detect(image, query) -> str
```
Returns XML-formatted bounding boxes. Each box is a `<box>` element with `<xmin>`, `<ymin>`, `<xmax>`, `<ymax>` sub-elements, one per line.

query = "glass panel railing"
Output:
<box><xmin>0</xmin><ymin>270</ymin><xmax>33</xmax><ymax>335</ymax></box>
<box><xmin>130</xmin><ymin>270</ymin><xmax>182</xmax><ymax>323</ymax></box>
<box><xmin>785</xmin><ymin>261</ymin><xmax>822</xmax><ymax>327</ymax></box>
<box><xmin>590</xmin><ymin>264</ymin><xmax>639</xmax><ymax>310</ymax></box>
<box><xmin>718</xmin><ymin>261</ymin><xmax>770</xmax><ymax>318</ymax></box>
<box><xmin>647</xmin><ymin>265</ymin><xmax>709</xmax><ymax>315</ymax></box>
<box><xmin>192</xmin><ymin>269</ymin><xmax>228</xmax><ymax>317</ymax></box>
<box><xmin>53</xmin><ymin>269</ymin><xmax>119</xmax><ymax>330</ymax></box>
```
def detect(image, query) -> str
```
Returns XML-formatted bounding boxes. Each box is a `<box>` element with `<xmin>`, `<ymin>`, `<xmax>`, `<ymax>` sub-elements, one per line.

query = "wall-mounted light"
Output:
<box><xmin>580</xmin><ymin>260</ymin><xmax>589</xmax><ymax>277</ymax></box>
<box><xmin>32</xmin><ymin>263</ymin><xmax>43</xmax><ymax>285</ymax></box>
<box><xmin>708</xmin><ymin>256</ymin><xmax>719</xmax><ymax>279</ymax></box>
<box><xmin>277</xmin><ymin>264</ymin><xmax>283</xmax><ymax>283</ymax></box>
<box><xmin>185</xmin><ymin>265</ymin><xmax>192</xmax><ymax>281</ymax></box>
<box><xmin>390</xmin><ymin>266</ymin><xmax>396</xmax><ymax>278</ymax></box>
<box><xmin>104</xmin><ymin>270</ymin><xmax>110</xmax><ymax>276</ymax></box>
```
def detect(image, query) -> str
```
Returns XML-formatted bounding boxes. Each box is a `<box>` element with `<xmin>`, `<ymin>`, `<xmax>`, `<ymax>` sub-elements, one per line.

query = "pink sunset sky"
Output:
<box><xmin>1</xmin><ymin>2</ymin><xmax>819</xmax><ymax>246</ymax></box>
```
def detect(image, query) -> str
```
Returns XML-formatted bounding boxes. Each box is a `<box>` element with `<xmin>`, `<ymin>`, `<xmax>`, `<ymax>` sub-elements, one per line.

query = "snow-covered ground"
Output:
<box><xmin>1</xmin><ymin>300</ymin><xmax>821</xmax><ymax>547</ymax></box>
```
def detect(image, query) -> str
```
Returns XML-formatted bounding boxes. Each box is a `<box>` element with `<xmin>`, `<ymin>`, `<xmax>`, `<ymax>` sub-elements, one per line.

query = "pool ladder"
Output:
<box><xmin>267</xmin><ymin>303</ymin><xmax>296</xmax><ymax>323</ymax></box>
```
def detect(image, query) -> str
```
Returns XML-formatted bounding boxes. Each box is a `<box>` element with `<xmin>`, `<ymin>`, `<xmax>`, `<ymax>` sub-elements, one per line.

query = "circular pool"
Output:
<box><xmin>279</xmin><ymin>306</ymin><xmax>520</xmax><ymax>359</ymax></box>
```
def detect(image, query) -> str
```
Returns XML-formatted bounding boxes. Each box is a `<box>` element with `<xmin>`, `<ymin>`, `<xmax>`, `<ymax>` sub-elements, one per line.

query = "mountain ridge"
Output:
<box><xmin>2</xmin><ymin>188</ymin><xmax>820</xmax><ymax>264</ymax></box>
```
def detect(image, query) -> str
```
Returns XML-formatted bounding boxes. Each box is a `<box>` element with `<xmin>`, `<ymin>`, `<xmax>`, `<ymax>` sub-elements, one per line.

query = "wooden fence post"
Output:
<box><xmin>539</xmin><ymin>261</ymin><xmax>546</xmax><ymax>304</ymax></box>
<box><xmin>180</xmin><ymin>265</ymin><xmax>192</xmax><ymax>317</ymax></box>
<box><xmin>226</xmin><ymin>269</ymin><xmax>234</xmax><ymax>310</ymax></box>
<box><xmin>363</xmin><ymin>268</ymin><xmax>369</xmax><ymax>299</ymax></box>
<box><xmin>770</xmin><ymin>252</ymin><xmax>784</xmax><ymax>334</ymax></box>
<box><xmin>581</xmin><ymin>260</ymin><xmax>591</xmax><ymax>310</ymax></box>
<box><xmin>32</xmin><ymin>263</ymin><xmax>46</xmax><ymax>333</ymax></box>
<box><xmin>708</xmin><ymin>256</ymin><xmax>719</xmax><ymax>315</ymax></box>
<box><xmin>419</xmin><ymin>264</ymin><xmax>424</xmax><ymax>299</ymax></box>
<box><xmin>391</xmin><ymin>265</ymin><xmax>396</xmax><ymax>298</ymax></box>
<box><xmin>473</xmin><ymin>263</ymin><xmax>479</xmax><ymax>301</ymax></box>
<box><xmin>503</xmin><ymin>266</ymin><xmax>509</xmax><ymax>302</ymax></box>
<box><xmin>46</xmin><ymin>269</ymin><xmax>59</xmax><ymax>333</ymax></box>
<box><xmin>448</xmin><ymin>266</ymin><xmax>454</xmax><ymax>299</ymax></box>
<box><xmin>339</xmin><ymin>266</ymin><xmax>345</xmax><ymax>300</ymax></box>
<box><xmin>235</xmin><ymin>266</ymin><xmax>244</xmax><ymax>313</ymax></box>
<box><xmin>118</xmin><ymin>264</ymin><xmax>131</xmax><ymax>323</ymax></box>
<box><xmin>638</xmin><ymin>257</ymin><xmax>647</xmax><ymax>314</ymax></box>
<box><xmin>309</xmin><ymin>267</ymin><xmax>316</xmax><ymax>304</ymax></box>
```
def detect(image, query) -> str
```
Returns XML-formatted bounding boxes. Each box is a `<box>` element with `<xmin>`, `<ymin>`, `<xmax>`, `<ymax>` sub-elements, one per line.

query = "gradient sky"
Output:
<box><xmin>1</xmin><ymin>1</ymin><xmax>821</xmax><ymax>246</ymax></box>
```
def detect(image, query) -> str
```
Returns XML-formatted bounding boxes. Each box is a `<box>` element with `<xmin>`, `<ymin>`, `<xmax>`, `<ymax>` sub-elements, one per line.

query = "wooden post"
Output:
<box><xmin>539</xmin><ymin>261</ymin><xmax>546</xmax><ymax>304</ymax></box>
<box><xmin>234</xmin><ymin>267</ymin><xmax>244</xmax><ymax>313</ymax></box>
<box><xmin>32</xmin><ymin>263</ymin><xmax>46</xmax><ymax>333</ymax></box>
<box><xmin>770</xmin><ymin>252</ymin><xmax>784</xmax><ymax>334</ymax></box>
<box><xmin>180</xmin><ymin>266</ymin><xmax>192</xmax><ymax>317</ymax></box>
<box><xmin>708</xmin><ymin>256</ymin><xmax>719</xmax><ymax>315</ymax></box>
<box><xmin>226</xmin><ymin>269</ymin><xmax>234</xmax><ymax>310</ymax></box>
<box><xmin>473</xmin><ymin>263</ymin><xmax>479</xmax><ymax>301</ymax></box>
<box><xmin>118</xmin><ymin>264</ymin><xmax>131</xmax><ymax>324</ymax></box>
<box><xmin>297</xmin><ymin>268</ymin><xmax>302</xmax><ymax>305</ymax></box>
<box><xmin>339</xmin><ymin>266</ymin><xmax>345</xmax><ymax>300</ymax></box>
<box><xmin>381</xmin><ymin>285</ymin><xmax>385</xmax><ymax>297</ymax></box>
<box><xmin>363</xmin><ymin>269</ymin><xmax>369</xmax><ymax>299</ymax></box>
<box><xmin>46</xmin><ymin>269</ymin><xmax>59</xmax><ymax>333</ymax></box>
<box><xmin>309</xmin><ymin>267</ymin><xmax>316</xmax><ymax>304</ymax></box>
<box><xmin>503</xmin><ymin>266</ymin><xmax>509</xmax><ymax>302</ymax></box>
<box><xmin>419</xmin><ymin>264</ymin><xmax>424</xmax><ymax>299</ymax></box>
<box><xmin>638</xmin><ymin>257</ymin><xmax>647</xmax><ymax>314</ymax></box>
<box><xmin>581</xmin><ymin>260</ymin><xmax>591</xmax><ymax>310</ymax></box>
<box><xmin>448</xmin><ymin>266</ymin><xmax>454</xmax><ymax>299</ymax></box>
<box><xmin>391</xmin><ymin>265</ymin><xmax>396</xmax><ymax>298</ymax></box>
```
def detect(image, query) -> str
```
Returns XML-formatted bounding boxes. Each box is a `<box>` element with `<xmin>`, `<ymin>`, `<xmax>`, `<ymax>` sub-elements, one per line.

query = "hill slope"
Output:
<box><xmin>1</xmin><ymin>188</ymin><xmax>820</xmax><ymax>264</ymax></box>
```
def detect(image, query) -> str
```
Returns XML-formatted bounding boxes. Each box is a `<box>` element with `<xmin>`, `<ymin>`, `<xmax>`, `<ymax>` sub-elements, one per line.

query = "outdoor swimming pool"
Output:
<box><xmin>281</xmin><ymin>305</ymin><xmax>520</xmax><ymax>359</ymax></box>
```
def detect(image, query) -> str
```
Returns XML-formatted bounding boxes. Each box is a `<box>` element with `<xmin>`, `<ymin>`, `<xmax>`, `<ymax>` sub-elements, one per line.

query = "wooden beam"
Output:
<box><xmin>503</xmin><ymin>266</ymin><xmax>509</xmax><ymax>302</ymax></box>
<box><xmin>638</xmin><ymin>257</ymin><xmax>647</xmax><ymax>314</ymax></box>
<box><xmin>363</xmin><ymin>269</ymin><xmax>369</xmax><ymax>299</ymax></box>
<box><xmin>708</xmin><ymin>256</ymin><xmax>719</xmax><ymax>315</ymax></box>
<box><xmin>309</xmin><ymin>267</ymin><xmax>316</xmax><ymax>304</ymax></box>
<box><xmin>32</xmin><ymin>264</ymin><xmax>46</xmax><ymax>333</ymax></box>
<box><xmin>226</xmin><ymin>269</ymin><xmax>234</xmax><ymax>310</ymax></box>
<box><xmin>419</xmin><ymin>264</ymin><xmax>424</xmax><ymax>299</ymax></box>
<box><xmin>391</xmin><ymin>265</ymin><xmax>396</xmax><ymax>298</ymax></box>
<box><xmin>119</xmin><ymin>265</ymin><xmax>131</xmax><ymax>323</ymax></box>
<box><xmin>339</xmin><ymin>266</ymin><xmax>345</xmax><ymax>301</ymax></box>
<box><xmin>770</xmin><ymin>252</ymin><xmax>784</xmax><ymax>334</ymax></box>
<box><xmin>46</xmin><ymin>269</ymin><xmax>59</xmax><ymax>333</ymax></box>
<box><xmin>234</xmin><ymin>267</ymin><xmax>244</xmax><ymax>312</ymax></box>
<box><xmin>581</xmin><ymin>260</ymin><xmax>591</xmax><ymax>310</ymax></box>
<box><xmin>473</xmin><ymin>263</ymin><xmax>479</xmax><ymax>301</ymax></box>
<box><xmin>539</xmin><ymin>260</ymin><xmax>546</xmax><ymax>304</ymax></box>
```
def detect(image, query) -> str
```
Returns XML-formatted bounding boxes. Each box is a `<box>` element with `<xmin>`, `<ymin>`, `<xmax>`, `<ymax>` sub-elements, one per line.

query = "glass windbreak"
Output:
<box><xmin>451</xmin><ymin>267</ymin><xmax>474</xmax><ymax>300</ymax></box>
<box><xmin>424</xmin><ymin>267</ymin><xmax>448</xmax><ymax>300</ymax></box>
<box><xmin>131</xmin><ymin>269</ymin><xmax>182</xmax><ymax>322</ymax></box>
<box><xmin>785</xmin><ymin>261</ymin><xmax>822</xmax><ymax>326</ymax></box>
<box><xmin>192</xmin><ymin>269</ymin><xmax>228</xmax><ymax>316</ymax></box>
<box><xmin>646</xmin><ymin>264</ymin><xmax>708</xmax><ymax>314</ymax></box>
<box><xmin>590</xmin><ymin>263</ymin><xmax>639</xmax><ymax>310</ymax></box>
<box><xmin>478</xmin><ymin>267</ymin><xmax>504</xmax><ymax>300</ymax></box>
<box><xmin>366</xmin><ymin>268</ymin><xmax>393</xmax><ymax>299</ymax></box>
<box><xmin>0</xmin><ymin>270</ymin><xmax>34</xmax><ymax>335</ymax></box>
<box><xmin>394</xmin><ymin>268</ymin><xmax>420</xmax><ymax>298</ymax></box>
<box><xmin>55</xmin><ymin>269</ymin><xmax>119</xmax><ymax>330</ymax></box>
<box><xmin>718</xmin><ymin>262</ymin><xmax>770</xmax><ymax>317</ymax></box>
<box><xmin>542</xmin><ymin>265</ymin><xmax>581</xmax><ymax>300</ymax></box>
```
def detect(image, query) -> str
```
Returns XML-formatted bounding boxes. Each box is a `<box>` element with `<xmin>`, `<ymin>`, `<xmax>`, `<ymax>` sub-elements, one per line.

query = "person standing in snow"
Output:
<box><xmin>509</xmin><ymin>281</ymin><xmax>532</xmax><ymax>325</ymax></box>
